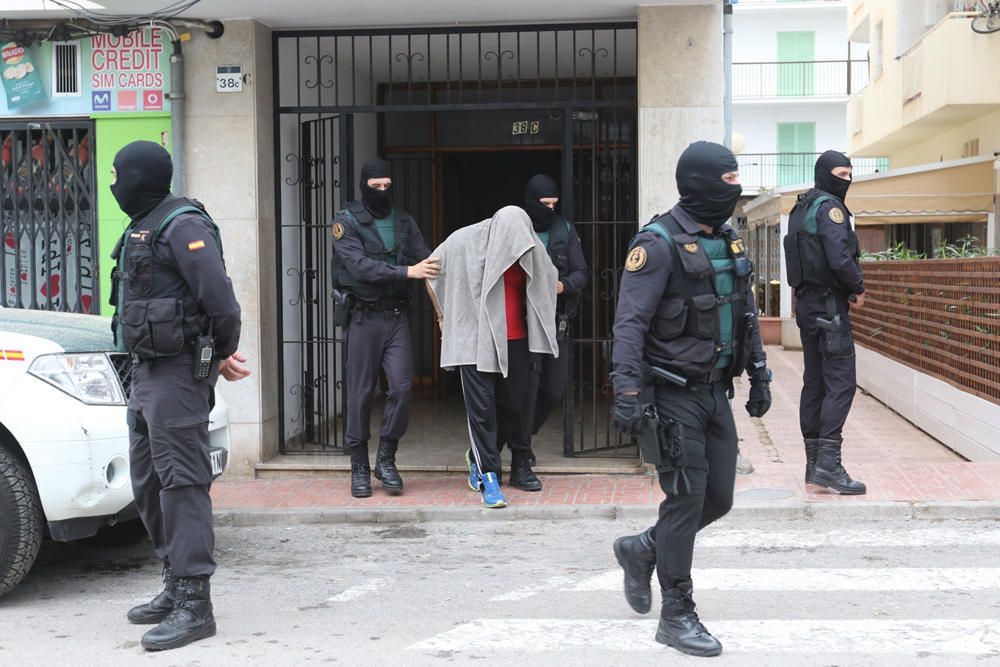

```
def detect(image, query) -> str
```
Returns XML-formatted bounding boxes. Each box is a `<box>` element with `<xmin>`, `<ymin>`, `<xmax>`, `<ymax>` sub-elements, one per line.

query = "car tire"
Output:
<box><xmin>0</xmin><ymin>446</ymin><xmax>43</xmax><ymax>599</ymax></box>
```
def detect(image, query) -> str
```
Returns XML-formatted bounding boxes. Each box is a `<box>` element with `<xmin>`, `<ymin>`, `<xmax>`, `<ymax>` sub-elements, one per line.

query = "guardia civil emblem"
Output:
<box><xmin>829</xmin><ymin>207</ymin><xmax>846</xmax><ymax>224</ymax></box>
<box><xmin>684</xmin><ymin>242</ymin><xmax>699</xmax><ymax>254</ymax></box>
<box><xmin>332</xmin><ymin>222</ymin><xmax>346</xmax><ymax>239</ymax></box>
<box><xmin>625</xmin><ymin>246</ymin><xmax>647</xmax><ymax>272</ymax></box>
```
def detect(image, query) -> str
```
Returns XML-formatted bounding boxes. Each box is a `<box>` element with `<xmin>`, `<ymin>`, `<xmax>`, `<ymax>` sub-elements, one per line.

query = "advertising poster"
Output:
<box><xmin>1</xmin><ymin>42</ymin><xmax>46</xmax><ymax>109</ymax></box>
<box><xmin>0</xmin><ymin>28</ymin><xmax>171</xmax><ymax>116</ymax></box>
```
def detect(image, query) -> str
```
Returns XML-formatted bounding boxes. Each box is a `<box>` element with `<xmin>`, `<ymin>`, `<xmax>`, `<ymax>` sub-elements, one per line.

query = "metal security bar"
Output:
<box><xmin>274</xmin><ymin>24</ymin><xmax>638</xmax><ymax>457</ymax></box>
<box><xmin>733</xmin><ymin>60</ymin><xmax>870</xmax><ymax>98</ymax></box>
<box><xmin>1</xmin><ymin>121</ymin><xmax>98</xmax><ymax>313</ymax></box>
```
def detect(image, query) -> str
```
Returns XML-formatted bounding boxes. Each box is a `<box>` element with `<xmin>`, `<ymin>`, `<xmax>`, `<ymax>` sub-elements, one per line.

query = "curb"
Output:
<box><xmin>214</xmin><ymin>500</ymin><xmax>1000</xmax><ymax>526</ymax></box>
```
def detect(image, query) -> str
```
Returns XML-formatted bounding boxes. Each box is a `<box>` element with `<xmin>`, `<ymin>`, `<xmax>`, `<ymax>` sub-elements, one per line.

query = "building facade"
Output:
<box><xmin>2</xmin><ymin>0</ymin><xmax>733</xmax><ymax>477</ymax></box>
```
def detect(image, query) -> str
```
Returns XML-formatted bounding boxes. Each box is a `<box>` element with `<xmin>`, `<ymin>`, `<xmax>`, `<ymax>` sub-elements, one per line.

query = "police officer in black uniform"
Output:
<box><xmin>109</xmin><ymin>141</ymin><xmax>248</xmax><ymax>651</ymax></box>
<box><xmin>784</xmin><ymin>150</ymin><xmax>866</xmax><ymax>495</ymax></box>
<box><xmin>331</xmin><ymin>159</ymin><xmax>438</xmax><ymax>498</ymax></box>
<box><xmin>515</xmin><ymin>174</ymin><xmax>589</xmax><ymax>491</ymax></box>
<box><xmin>609</xmin><ymin>141</ymin><xmax>771</xmax><ymax>658</ymax></box>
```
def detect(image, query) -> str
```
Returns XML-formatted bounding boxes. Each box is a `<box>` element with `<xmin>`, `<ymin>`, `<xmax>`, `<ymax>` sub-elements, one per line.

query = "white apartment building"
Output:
<box><xmin>732</xmin><ymin>0</ymin><xmax>882</xmax><ymax>194</ymax></box>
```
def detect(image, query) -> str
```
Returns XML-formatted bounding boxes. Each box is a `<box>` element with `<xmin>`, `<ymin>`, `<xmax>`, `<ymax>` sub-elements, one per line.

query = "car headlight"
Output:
<box><xmin>28</xmin><ymin>353</ymin><xmax>125</xmax><ymax>406</ymax></box>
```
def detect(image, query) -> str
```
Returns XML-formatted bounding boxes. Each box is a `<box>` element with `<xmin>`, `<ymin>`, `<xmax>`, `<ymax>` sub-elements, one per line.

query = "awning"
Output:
<box><xmin>743</xmin><ymin>155</ymin><xmax>997</xmax><ymax>227</ymax></box>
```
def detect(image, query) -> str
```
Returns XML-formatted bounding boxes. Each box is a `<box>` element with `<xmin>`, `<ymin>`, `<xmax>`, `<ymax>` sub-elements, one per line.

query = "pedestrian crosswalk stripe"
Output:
<box><xmin>409</xmin><ymin>619</ymin><xmax>1000</xmax><ymax>654</ymax></box>
<box><xmin>491</xmin><ymin>575</ymin><xmax>578</xmax><ymax>601</ymax></box>
<box><xmin>572</xmin><ymin>567</ymin><xmax>1000</xmax><ymax>593</ymax></box>
<box><xmin>695</xmin><ymin>527</ymin><xmax>1000</xmax><ymax>549</ymax></box>
<box><xmin>326</xmin><ymin>577</ymin><xmax>392</xmax><ymax>602</ymax></box>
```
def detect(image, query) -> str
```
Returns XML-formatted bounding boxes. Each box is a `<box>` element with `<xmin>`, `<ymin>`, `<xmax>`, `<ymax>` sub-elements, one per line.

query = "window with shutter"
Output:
<box><xmin>777</xmin><ymin>122</ymin><xmax>816</xmax><ymax>186</ymax></box>
<box><xmin>777</xmin><ymin>31</ymin><xmax>815</xmax><ymax>97</ymax></box>
<box><xmin>52</xmin><ymin>41</ymin><xmax>81</xmax><ymax>97</ymax></box>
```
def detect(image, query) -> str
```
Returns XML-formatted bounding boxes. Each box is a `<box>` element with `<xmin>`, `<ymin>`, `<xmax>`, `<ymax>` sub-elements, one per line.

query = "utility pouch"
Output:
<box><xmin>122</xmin><ymin>298</ymin><xmax>186</xmax><ymax>359</ymax></box>
<box><xmin>332</xmin><ymin>288</ymin><xmax>354</xmax><ymax>328</ymax></box>
<box><xmin>637</xmin><ymin>404</ymin><xmax>664</xmax><ymax>467</ymax></box>
<box><xmin>817</xmin><ymin>315</ymin><xmax>855</xmax><ymax>360</ymax></box>
<box><xmin>556</xmin><ymin>312</ymin><xmax>569</xmax><ymax>341</ymax></box>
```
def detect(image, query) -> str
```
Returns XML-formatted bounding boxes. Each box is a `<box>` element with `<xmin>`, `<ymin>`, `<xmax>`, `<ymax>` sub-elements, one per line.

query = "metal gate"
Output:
<box><xmin>1</xmin><ymin>121</ymin><xmax>98</xmax><ymax>313</ymax></box>
<box><xmin>274</xmin><ymin>24</ymin><xmax>638</xmax><ymax>457</ymax></box>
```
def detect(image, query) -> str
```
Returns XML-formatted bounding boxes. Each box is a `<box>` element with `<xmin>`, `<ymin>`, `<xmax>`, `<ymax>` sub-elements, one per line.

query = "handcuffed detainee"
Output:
<box><xmin>783</xmin><ymin>150</ymin><xmax>866</xmax><ymax>495</ymax></box>
<box><xmin>609</xmin><ymin>141</ymin><xmax>771</xmax><ymax>658</ymax></box>
<box><xmin>108</xmin><ymin>140</ymin><xmax>250</xmax><ymax>651</ymax></box>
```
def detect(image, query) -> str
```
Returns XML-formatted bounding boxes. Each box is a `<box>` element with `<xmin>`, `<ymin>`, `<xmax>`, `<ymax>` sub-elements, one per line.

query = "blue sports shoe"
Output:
<box><xmin>466</xmin><ymin>449</ymin><xmax>482</xmax><ymax>492</ymax></box>
<box><xmin>481</xmin><ymin>472</ymin><xmax>507</xmax><ymax>509</ymax></box>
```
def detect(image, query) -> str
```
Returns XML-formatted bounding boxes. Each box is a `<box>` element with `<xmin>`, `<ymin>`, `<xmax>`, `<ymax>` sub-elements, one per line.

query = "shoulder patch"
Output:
<box><xmin>730</xmin><ymin>239</ymin><xmax>745</xmax><ymax>255</ymax></box>
<box><xmin>829</xmin><ymin>207</ymin><xmax>846</xmax><ymax>224</ymax></box>
<box><xmin>187</xmin><ymin>240</ymin><xmax>206</xmax><ymax>251</ymax></box>
<box><xmin>625</xmin><ymin>246</ymin><xmax>647</xmax><ymax>272</ymax></box>
<box><xmin>332</xmin><ymin>222</ymin><xmax>346</xmax><ymax>240</ymax></box>
<box><xmin>683</xmin><ymin>242</ymin><xmax>700</xmax><ymax>254</ymax></box>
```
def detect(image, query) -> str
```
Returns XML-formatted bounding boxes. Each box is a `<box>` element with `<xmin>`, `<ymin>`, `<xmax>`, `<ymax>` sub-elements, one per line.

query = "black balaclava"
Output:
<box><xmin>814</xmin><ymin>150</ymin><xmax>853</xmax><ymax>201</ymax></box>
<box><xmin>110</xmin><ymin>140</ymin><xmax>172</xmax><ymax>220</ymax></box>
<box><xmin>523</xmin><ymin>174</ymin><xmax>560</xmax><ymax>232</ymax></box>
<box><xmin>360</xmin><ymin>159</ymin><xmax>393</xmax><ymax>218</ymax></box>
<box><xmin>675</xmin><ymin>141</ymin><xmax>743</xmax><ymax>230</ymax></box>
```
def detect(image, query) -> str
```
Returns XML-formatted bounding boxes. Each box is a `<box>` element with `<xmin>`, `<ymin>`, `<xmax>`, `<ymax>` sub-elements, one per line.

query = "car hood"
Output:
<box><xmin>0</xmin><ymin>308</ymin><xmax>115</xmax><ymax>353</ymax></box>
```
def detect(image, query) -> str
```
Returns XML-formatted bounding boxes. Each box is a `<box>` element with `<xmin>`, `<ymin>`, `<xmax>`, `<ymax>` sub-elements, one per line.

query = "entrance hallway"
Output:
<box><xmin>249</xmin><ymin>345</ymin><xmax>975</xmax><ymax>504</ymax></box>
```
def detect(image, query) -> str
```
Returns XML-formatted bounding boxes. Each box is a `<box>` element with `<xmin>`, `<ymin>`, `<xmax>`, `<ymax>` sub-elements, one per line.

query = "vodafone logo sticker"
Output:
<box><xmin>143</xmin><ymin>89</ymin><xmax>163</xmax><ymax>111</ymax></box>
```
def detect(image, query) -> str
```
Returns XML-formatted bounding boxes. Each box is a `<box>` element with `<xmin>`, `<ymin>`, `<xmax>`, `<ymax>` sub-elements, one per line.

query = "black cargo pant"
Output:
<box><xmin>459</xmin><ymin>339</ymin><xmax>540</xmax><ymax>475</ymax></box>
<box><xmin>795</xmin><ymin>290</ymin><xmax>856</xmax><ymax>441</ymax></box>
<box><xmin>128</xmin><ymin>352</ymin><xmax>218</xmax><ymax>578</ymax></box>
<box><xmin>531</xmin><ymin>337</ymin><xmax>570</xmax><ymax>434</ymax></box>
<box><xmin>646</xmin><ymin>381</ymin><xmax>738</xmax><ymax>591</ymax></box>
<box><xmin>345</xmin><ymin>307</ymin><xmax>412</xmax><ymax>450</ymax></box>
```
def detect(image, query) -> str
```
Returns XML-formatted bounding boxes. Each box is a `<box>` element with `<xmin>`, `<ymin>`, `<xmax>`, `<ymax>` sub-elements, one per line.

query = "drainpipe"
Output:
<box><xmin>169</xmin><ymin>37</ymin><xmax>186</xmax><ymax>194</ymax></box>
<box><xmin>723</xmin><ymin>0</ymin><xmax>734</xmax><ymax>149</ymax></box>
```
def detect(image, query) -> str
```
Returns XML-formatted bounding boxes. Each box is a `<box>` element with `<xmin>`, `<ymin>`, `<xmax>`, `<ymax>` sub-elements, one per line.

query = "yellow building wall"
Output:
<box><xmin>891</xmin><ymin>107</ymin><xmax>1000</xmax><ymax>167</ymax></box>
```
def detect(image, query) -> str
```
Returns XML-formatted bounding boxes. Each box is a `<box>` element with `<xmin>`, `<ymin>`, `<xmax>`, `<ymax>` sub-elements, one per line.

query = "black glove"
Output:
<box><xmin>746</xmin><ymin>368</ymin><xmax>772</xmax><ymax>418</ymax></box>
<box><xmin>612</xmin><ymin>393</ymin><xmax>645</xmax><ymax>435</ymax></box>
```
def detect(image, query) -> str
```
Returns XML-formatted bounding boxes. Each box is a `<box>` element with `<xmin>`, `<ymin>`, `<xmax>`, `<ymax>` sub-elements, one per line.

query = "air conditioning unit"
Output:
<box><xmin>51</xmin><ymin>41</ymin><xmax>82</xmax><ymax>97</ymax></box>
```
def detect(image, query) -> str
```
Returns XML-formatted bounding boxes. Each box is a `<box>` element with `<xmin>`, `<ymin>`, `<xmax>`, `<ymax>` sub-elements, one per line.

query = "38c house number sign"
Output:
<box><xmin>512</xmin><ymin>120</ymin><xmax>541</xmax><ymax>136</ymax></box>
<box><xmin>216</xmin><ymin>65</ymin><xmax>243</xmax><ymax>93</ymax></box>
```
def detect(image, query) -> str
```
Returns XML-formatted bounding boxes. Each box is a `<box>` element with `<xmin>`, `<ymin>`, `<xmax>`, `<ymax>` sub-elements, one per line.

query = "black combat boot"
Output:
<box><xmin>804</xmin><ymin>438</ymin><xmax>820</xmax><ymax>485</ymax></box>
<box><xmin>508</xmin><ymin>450</ymin><xmax>542</xmax><ymax>492</ymax></box>
<box><xmin>655</xmin><ymin>579</ymin><xmax>723</xmax><ymax>657</ymax></box>
<box><xmin>141</xmin><ymin>576</ymin><xmax>216</xmax><ymax>651</ymax></box>
<box><xmin>373</xmin><ymin>439</ymin><xmax>404</xmax><ymax>494</ymax></box>
<box><xmin>350</xmin><ymin>444</ymin><xmax>372</xmax><ymax>498</ymax></box>
<box><xmin>127</xmin><ymin>563</ymin><xmax>177</xmax><ymax>624</ymax></box>
<box><xmin>813</xmin><ymin>437</ymin><xmax>866</xmax><ymax>495</ymax></box>
<box><xmin>612</xmin><ymin>528</ymin><xmax>656</xmax><ymax>614</ymax></box>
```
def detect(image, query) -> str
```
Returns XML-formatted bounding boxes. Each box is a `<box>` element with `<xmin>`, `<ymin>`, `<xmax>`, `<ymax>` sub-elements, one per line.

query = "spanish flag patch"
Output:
<box><xmin>1</xmin><ymin>349</ymin><xmax>25</xmax><ymax>361</ymax></box>
<box><xmin>188</xmin><ymin>240</ymin><xmax>206</xmax><ymax>251</ymax></box>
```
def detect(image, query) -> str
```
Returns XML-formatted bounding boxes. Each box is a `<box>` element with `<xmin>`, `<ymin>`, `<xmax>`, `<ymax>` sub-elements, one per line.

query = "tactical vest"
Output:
<box><xmin>331</xmin><ymin>200</ymin><xmax>416</xmax><ymax>302</ymax></box>
<box><xmin>639</xmin><ymin>213</ymin><xmax>753</xmax><ymax>381</ymax></box>
<box><xmin>109</xmin><ymin>195</ymin><xmax>222</xmax><ymax>358</ymax></box>
<box><xmin>784</xmin><ymin>188</ymin><xmax>859</xmax><ymax>291</ymax></box>
<box><xmin>541</xmin><ymin>216</ymin><xmax>579</xmax><ymax>318</ymax></box>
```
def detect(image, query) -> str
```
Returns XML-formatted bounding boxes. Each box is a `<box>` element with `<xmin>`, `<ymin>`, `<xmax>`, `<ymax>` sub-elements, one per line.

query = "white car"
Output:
<box><xmin>0</xmin><ymin>306</ymin><xmax>231</xmax><ymax>598</ymax></box>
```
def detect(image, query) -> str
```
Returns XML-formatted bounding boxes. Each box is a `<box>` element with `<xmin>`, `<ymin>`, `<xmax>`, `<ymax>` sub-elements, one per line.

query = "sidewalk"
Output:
<box><xmin>212</xmin><ymin>346</ymin><xmax>1000</xmax><ymax>522</ymax></box>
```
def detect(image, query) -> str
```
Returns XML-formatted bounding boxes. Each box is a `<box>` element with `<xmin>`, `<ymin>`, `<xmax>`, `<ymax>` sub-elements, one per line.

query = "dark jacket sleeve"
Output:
<box><xmin>610</xmin><ymin>235</ymin><xmax>672</xmax><ymax>395</ymax></box>
<box><xmin>334</xmin><ymin>214</ymin><xmax>408</xmax><ymax>284</ymax></box>
<box><xmin>163</xmin><ymin>214</ymin><xmax>242</xmax><ymax>359</ymax></box>
<box><xmin>561</xmin><ymin>224</ymin><xmax>589</xmax><ymax>296</ymax></box>
<box><xmin>816</xmin><ymin>200</ymin><xmax>865</xmax><ymax>294</ymax></box>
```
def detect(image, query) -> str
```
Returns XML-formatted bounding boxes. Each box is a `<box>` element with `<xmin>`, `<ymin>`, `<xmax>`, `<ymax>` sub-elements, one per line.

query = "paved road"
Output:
<box><xmin>2</xmin><ymin>517</ymin><xmax>1000</xmax><ymax>666</ymax></box>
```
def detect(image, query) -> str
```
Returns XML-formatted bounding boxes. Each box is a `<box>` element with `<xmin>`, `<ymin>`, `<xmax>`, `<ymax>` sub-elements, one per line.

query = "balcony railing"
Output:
<box><xmin>738</xmin><ymin>152</ymin><xmax>888</xmax><ymax>191</ymax></box>
<box><xmin>734</xmin><ymin>60</ymin><xmax>870</xmax><ymax>99</ymax></box>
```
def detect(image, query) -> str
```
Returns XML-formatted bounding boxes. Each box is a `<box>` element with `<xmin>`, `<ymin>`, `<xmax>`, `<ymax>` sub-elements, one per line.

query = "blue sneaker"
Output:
<box><xmin>481</xmin><ymin>472</ymin><xmax>507</xmax><ymax>508</ymax></box>
<box><xmin>466</xmin><ymin>449</ymin><xmax>482</xmax><ymax>492</ymax></box>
